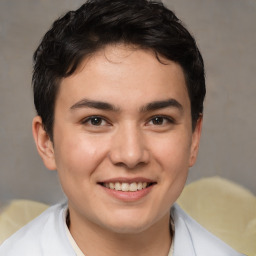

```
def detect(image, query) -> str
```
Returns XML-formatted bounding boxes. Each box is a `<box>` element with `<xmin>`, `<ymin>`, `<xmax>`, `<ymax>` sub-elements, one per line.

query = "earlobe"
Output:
<box><xmin>32</xmin><ymin>116</ymin><xmax>57</xmax><ymax>170</ymax></box>
<box><xmin>189</xmin><ymin>116</ymin><xmax>203</xmax><ymax>167</ymax></box>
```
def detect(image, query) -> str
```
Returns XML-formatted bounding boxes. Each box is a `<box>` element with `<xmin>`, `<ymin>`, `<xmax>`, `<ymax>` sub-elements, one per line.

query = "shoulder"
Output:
<box><xmin>0</xmin><ymin>202</ymin><xmax>75</xmax><ymax>256</ymax></box>
<box><xmin>171</xmin><ymin>204</ymin><xmax>245</xmax><ymax>256</ymax></box>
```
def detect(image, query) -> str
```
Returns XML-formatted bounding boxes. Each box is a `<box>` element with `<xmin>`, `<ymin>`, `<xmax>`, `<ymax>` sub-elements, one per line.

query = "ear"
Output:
<box><xmin>189</xmin><ymin>116</ymin><xmax>203</xmax><ymax>167</ymax></box>
<box><xmin>32</xmin><ymin>116</ymin><xmax>57</xmax><ymax>170</ymax></box>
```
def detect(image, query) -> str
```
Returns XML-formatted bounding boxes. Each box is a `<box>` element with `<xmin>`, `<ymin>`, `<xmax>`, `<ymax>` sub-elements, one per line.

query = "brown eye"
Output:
<box><xmin>152</xmin><ymin>116</ymin><xmax>164</xmax><ymax>125</ymax></box>
<box><xmin>90</xmin><ymin>117</ymin><xmax>103</xmax><ymax>126</ymax></box>
<box><xmin>147</xmin><ymin>115</ymin><xmax>175</xmax><ymax>126</ymax></box>
<box><xmin>82</xmin><ymin>116</ymin><xmax>108</xmax><ymax>126</ymax></box>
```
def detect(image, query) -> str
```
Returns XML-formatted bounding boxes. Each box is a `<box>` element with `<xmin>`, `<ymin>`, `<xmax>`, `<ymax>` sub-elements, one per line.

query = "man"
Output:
<box><xmin>0</xmin><ymin>0</ymin><xmax>245</xmax><ymax>255</ymax></box>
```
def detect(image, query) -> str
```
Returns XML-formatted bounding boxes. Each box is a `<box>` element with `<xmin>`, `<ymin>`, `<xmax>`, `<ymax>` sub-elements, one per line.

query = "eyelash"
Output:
<box><xmin>81</xmin><ymin>115</ymin><xmax>175</xmax><ymax>127</ymax></box>
<box><xmin>146</xmin><ymin>115</ymin><xmax>175</xmax><ymax>126</ymax></box>
<box><xmin>81</xmin><ymin>116</ymin><xmax>110</xmax><ymax>126</ymax></box>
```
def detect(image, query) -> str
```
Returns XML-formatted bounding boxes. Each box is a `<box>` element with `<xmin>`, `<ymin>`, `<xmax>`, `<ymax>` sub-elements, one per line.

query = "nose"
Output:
<box><xmin>108</xmin><ymin>124</ymin><xmax>150</xmax><ymax>169</ymax></box>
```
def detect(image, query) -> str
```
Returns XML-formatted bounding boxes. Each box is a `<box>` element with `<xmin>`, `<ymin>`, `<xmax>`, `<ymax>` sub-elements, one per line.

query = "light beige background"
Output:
<box><xmin>0</xmin><ymin>0</ymin><xmax>255</xmax><ymax>205</ymax></box>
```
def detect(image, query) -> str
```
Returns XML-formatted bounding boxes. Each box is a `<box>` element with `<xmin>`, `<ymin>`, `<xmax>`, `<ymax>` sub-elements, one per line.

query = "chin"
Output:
<box><xmin>99</xmin><ymin>211</ymin><xmax>160</xmax><ymax>235</ymax></box>
<box><xmin>106</xmin><ymin>221</ymin><xmax>152</xmax><ymax>235</ymax></box>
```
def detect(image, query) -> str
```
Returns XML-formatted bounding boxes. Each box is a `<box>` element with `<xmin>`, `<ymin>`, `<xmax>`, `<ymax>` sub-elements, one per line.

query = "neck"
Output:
<box><xmin>68</xmin><ymin>210</ymin><xmax>172</xmax><ymax>256</ymax></box>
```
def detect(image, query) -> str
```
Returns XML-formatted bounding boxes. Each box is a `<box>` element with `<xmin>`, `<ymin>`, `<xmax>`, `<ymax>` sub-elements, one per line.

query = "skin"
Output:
<box><xmin>33</xmin><ymin>44</ymin><xmax>202</xmax><ymax>256</ymax></box>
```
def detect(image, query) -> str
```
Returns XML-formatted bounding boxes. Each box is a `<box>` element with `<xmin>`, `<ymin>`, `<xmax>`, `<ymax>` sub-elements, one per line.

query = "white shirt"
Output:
<box><xmin>0</xmin><ymin>202</ymin><xmax>245</xmax><ymax>256</ymax></box>
<box><xmin>64</xmin><ymin>208</ymin><xmax>174</xmax><ymax>256</ymax></box>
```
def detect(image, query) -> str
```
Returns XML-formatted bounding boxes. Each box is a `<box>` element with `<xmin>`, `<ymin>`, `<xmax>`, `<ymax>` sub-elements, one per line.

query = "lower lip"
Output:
<box><xmin>100</xmin><ymin>185</ymin><xmax>154</xmax><ymax>202</ymax></box>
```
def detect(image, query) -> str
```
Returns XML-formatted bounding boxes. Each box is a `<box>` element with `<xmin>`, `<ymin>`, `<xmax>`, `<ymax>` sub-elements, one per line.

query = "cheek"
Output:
<box><xmin>53</xmin><ymin>135</ymin><xmax>109</xmax><ymax>205</ymax></box>
<box><xmin>53</xmin><ymin>133</ymin><xmax>108</xmax><ymax>177</ymax></box>
<box><xmin>146</xmin><ymin>133</ymin><xmax>192</xmax><ymax>211</ymax></box>
<box><xmin>151</xmin><ymin>132</ymin><xmax>192</xmax><ymax>172</ymax></box>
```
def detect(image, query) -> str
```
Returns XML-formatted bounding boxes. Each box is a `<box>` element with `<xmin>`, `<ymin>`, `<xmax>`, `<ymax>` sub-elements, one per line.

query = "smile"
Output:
<box><xmin>102</xmin><ymin>182</ymin><xmax>152</xmax><ymax>192</ymax></box>
<box><xmin>98</xmin><ymin>179</ymin><xmax>156</xmax><ymax>201</ymax></box>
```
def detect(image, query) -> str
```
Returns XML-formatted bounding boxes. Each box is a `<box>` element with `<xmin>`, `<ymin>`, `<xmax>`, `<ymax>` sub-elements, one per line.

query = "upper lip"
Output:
<box><xmin>98</xmin><ymin>177</ymin><xmax>156</xmax><ymax>184</ymax></box>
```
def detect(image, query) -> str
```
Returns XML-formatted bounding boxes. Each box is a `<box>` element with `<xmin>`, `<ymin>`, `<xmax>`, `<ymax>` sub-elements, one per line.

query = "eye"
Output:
<box><xmin>81</xmin><ymin>116</ymin><xmax>109</xmax><ymax>126</ymax></box>
<box><xmin>151</xmin><ymin>116</ymin><xmax>165</xmax><ymax>125</ymax></box>
<box><xmin>147</xmin><ymin>115</ymin><xmax>174</xmax><ymax>126</ymax></box>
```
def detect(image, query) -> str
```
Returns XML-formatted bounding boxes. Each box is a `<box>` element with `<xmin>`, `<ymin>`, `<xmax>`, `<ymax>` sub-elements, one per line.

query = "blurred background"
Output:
<box><xmin>0</xmin><ymin>0</ymin><xmax>255</xmax><ymax>205</ymax></box>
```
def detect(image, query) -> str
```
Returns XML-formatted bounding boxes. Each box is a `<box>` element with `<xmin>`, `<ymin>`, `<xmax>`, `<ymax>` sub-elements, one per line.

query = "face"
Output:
<box><xmin>33</xmin><ymin>45</ymin><xmax>202</xmax><ymax>235</ymax></box>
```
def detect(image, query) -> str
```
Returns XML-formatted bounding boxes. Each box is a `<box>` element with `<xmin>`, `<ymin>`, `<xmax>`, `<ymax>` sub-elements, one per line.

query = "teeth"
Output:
<box><xmin>137</xmin><ymin>182</ymin><xmax>143</xmax><ymax>190</ymax></box>
<box><xmin>103</xmin><ymin>182</ymin><xmax>151</xmax><ymax>191</ymax></box>
<box><xmin>121</xmin><ymin>183</ymin><xmax>129</xmax><ymax>192</ymax></box>
<box><xmin>130</xmin><ymin>182</ymin><xmax>138</xmax><ymax>192</ymax></box>
<box><xmin>109</xmin><ymin>182</ymin><xmax>115</xmax><ymax>189</ymax></box>
<box><xmin>115</xmin><ymin>182</ymin><xmax>121</xmax><ymax>191</ymax></box>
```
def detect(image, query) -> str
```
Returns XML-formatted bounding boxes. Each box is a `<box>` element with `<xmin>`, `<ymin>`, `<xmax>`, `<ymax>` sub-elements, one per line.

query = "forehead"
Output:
<box><xmin>57</xmin><ymin>44</ymin><xmax>190</xmax><ymax>111</ymax></box>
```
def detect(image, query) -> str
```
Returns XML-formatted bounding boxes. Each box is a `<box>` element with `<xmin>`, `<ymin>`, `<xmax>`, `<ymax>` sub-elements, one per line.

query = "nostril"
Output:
<box><xmin>108</xmin><ymin>133</ymin><xmax>150</xmax><ymax>168</ymax></box>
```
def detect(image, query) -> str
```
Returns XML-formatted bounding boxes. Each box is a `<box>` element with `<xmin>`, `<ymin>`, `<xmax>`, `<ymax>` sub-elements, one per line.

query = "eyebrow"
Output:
<box><xmin>70</xmin><ymin>98</ymin><xmax>183</xmax><ymax>113</ymax></box>
<box><xmin>140</xmin><ymin>99</ymin><xmax>183</xmax><ymax>113</ymax></box>
<box><xmin>70</xmin><ymin>99</ymin><xmax>120</xmax><ymax>111</ymax></box>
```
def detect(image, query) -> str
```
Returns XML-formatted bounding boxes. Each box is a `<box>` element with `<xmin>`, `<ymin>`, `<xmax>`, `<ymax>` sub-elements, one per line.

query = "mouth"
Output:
<box><xmin>98</xmin><ymin>180</ymin><xmax>156</xmax><ymax>192</ymax></box>
<box><xmin>97</xmin><ymin>179</ymin><xmax>156</xmax><ymax>201</ymax></box>
<box><xmin>99</xmin><ymin>181</ymin><xmax>155</xmax><ymax>192</ymax></box>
